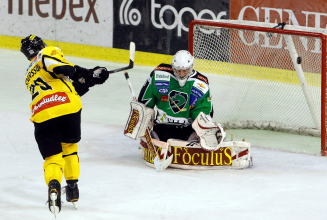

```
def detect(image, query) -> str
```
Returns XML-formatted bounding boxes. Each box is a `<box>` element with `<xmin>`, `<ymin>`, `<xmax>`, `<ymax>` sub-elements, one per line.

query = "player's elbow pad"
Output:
<box><xmin>53</xmin><ymin>65</ymin><xmax>75</xmax><ymax>79</ymax></box>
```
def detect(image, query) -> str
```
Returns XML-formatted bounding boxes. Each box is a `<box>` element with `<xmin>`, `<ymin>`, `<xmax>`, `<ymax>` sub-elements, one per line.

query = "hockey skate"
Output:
<box><xmin>64</xmin><ymin>182</ymin><xmax>79</xmax><ymax>209</ymax></box>
<box><xmin>48</xmin><ymin>179</ymin><xmax>61</xmax><ymax>218</ymax></box>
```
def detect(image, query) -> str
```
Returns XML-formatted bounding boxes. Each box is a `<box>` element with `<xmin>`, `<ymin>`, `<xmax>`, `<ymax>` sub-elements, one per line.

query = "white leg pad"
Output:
<box><xmin>140</xmin><ymin>138</ymin><xmax>252</xmax><ymax>170</ymax></box>
<box><xmin>124</xmin><ymin>101</ymin><xmax>155</xmax><ymax>139</ymax></box>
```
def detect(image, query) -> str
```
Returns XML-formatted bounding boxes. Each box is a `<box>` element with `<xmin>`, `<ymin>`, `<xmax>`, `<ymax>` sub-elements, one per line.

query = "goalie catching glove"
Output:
<box><xmin>192</xmin><ymin>112</ymin><xmax>226</xmax><ymax>151</ymax></box>
<box><xmin>124</xmin><ymin>101</ymin><xmax>155</xmax><ymax>139</ymax></box>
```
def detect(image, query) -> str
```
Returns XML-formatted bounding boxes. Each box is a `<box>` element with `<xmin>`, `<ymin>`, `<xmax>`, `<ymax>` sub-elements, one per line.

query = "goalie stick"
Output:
<box><xmin>93</xmin><ymin>42</ymin><xmax>135</xmax><ymax>77</ymax></box>
<box><xmin>124</xmin><ymin>71</ymin><xmax>137</xmax><ymax>101</ymax></box>
<box><xmin>124</xmin><ymin>71</ymin><xmax>172</xmax><ymax>171</ymax></box>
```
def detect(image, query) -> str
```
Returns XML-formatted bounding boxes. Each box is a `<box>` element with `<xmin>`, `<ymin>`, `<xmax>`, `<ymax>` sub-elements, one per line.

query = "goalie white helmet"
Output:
<box><xmin>172</xmin><ymin>50</ymin><xmax>194</xmax><ymax>87</ymax></box>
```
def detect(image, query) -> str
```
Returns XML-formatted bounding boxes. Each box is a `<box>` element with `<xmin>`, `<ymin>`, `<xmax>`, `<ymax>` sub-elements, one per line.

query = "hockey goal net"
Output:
<box><xmin>189</xmin><ymin>19</ymin><xmax>327</xmax><ymax>155</ymax></box>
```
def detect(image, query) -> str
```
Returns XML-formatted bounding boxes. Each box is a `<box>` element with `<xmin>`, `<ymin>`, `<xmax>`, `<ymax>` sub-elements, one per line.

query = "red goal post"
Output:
<box><xmin>188</xmin><ymin>19</ymin><xmax>327</xmax><ymax>155</ymax></box>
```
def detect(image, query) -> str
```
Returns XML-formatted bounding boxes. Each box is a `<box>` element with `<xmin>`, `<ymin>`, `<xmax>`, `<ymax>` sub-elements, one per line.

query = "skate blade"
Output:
<box><xmin>72</xmin><ymin>202</ymin><xmax>78</xmax><ymax>210</ymax></box>
<box><xmin>50</xmin><ymin>193</ymin><xmax>59</xmax><ymax>218</ymax></box>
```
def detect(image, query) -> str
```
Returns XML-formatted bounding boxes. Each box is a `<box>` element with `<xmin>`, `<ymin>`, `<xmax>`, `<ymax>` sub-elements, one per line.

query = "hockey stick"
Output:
<box><xmin>108</xmin><ymin>42</ymin><xmax>135</xmax><ymax>74</ymax></box>
<box><xmin>93</xmin><ymin>42</ymin><xmax>135</xmax><ymax>77</ymax></box>
<box><xmin>124</xmin><ymin>71</ymin><xmax>137</xmax><ymax>101</ymax></box>
<box><xmin>124</xmin><ymin>71</ymin><xmax>173</xmax><ymax>171</ymax></box>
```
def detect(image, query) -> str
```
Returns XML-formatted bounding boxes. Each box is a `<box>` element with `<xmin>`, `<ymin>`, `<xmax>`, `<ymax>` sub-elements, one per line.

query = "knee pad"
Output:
<box><xmin>43</xmin><ymin>153</ymin><xmax>65</xmax><ymax>186</ymax></box>
<box><xmin>62</xmin><ymin>143</ymin><xmax>80</xmax><ymax>181</ymax></box>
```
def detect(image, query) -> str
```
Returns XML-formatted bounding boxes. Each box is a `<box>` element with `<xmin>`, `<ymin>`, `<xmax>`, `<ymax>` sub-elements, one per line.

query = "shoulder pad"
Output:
<box><xmin>190</xmin><ymin>71</ymin><xmax>209</xmax><ymax>85</ymax></box>
<box><xmin>41</xmin><ymin>46</ymin><xmax>64</xmax><ymax>58</ymax></box>
<box><xmin>145</xmin><ymin>71</ymin><xmax>154</xmax><ymax>83</ymax></box>
<box><xmin>152</xmin><ymin>64</ymin><xmax>174</xmax><ymax>82</ymax></box>
<box><xmin>193</xmin><ymin>78</ymin><xmax>209</xmax><ymax>94</ymax></box>
<box><xmin>154</xmin><ymin>63</ymin><xmax>173</xmax><ymax>74</ymax></box>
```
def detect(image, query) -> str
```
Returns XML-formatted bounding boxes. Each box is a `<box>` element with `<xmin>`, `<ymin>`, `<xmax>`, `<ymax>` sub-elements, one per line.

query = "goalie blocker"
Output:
<box><xmin>124</xmin><ymin>101</ymin><xmax>155</xmax><ymax>139</ymax></box>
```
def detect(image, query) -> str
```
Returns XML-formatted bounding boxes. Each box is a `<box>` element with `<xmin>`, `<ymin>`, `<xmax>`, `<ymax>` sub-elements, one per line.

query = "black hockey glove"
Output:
<box><xmin>90</xmin><ymin>66</ymin><xmax>109</xmax><ymax>85</ymax></box>
<box><xmin>73</xmin><ymin>80</ymin><xmax>90</xmax><ymax>97</ymax></box>
<box><xmin>74</xmin><ymin>65</ymin><xmax>94</xmax><ymax>86</ymax></box>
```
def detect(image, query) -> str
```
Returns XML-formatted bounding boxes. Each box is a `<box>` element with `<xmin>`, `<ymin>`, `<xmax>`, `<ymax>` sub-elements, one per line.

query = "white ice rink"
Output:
<box><xmin>1</xmin><ymin>48</ymin><xmax>327</xmax><ymax>220</ymax></box>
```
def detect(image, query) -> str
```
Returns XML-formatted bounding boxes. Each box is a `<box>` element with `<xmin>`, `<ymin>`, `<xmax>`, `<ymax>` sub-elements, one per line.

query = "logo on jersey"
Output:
<box><xmin>189</xmin><ymin>88</ymin><xmax>203</xmax><ymax>110</ymax></box>
<box><xmin>158</xmin><ymin>88</ymin><xmax>168</xmax><ymax>94</ymax></box>
<box><xmin>191</xmin><ymin>88</ymin><xmax>203</xmax><ymax>98</ymax></box>
<box><xmin>189</xmin><ymin>96</ymin><xmax>197</xmax><ymax>110</ymax></box>
<box><xmin>193</xmin><ymin>79</ymin><xmax>209</xmax><ymax>94</ymax></box>
<box><xmin>155</xmin><ymin>66</ymin><xmax>172</xmax><ymax>71</ymax></box>
<box><xmin>32</xmin><ymin>92</ymin><xmax>70</xmax><ymax>115</ymax></box>
<box><xmin>155</xmin><ymin>82</ymin><xmax>169</xmax><ymax>87</ymax></box>
<box><xmin>196</xmin><ymin>75</ymin><xmax>208</xmax><ymax>84</ymax></box>
<box><xmin>169</xmin><ymin>90</ymin><xmax>188</xmax><ymax>114</ymax></box>
<box><xmin>161</xmin><ymin>95</ymin><xmax>168</xmax><ymax>102</ymax></box>
<box><xmin>155</xmin><ymin>72</ymin><xmax>170</xmax><ymax>81</ymax></box>
<box><xmin>51</xmin><ymin>50</ymin><xmax>58</xmax><ymax>56</ymax></box>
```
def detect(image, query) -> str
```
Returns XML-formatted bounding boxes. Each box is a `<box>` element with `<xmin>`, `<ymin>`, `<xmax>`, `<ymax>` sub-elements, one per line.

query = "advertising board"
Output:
<box><xmin>113</xmin><ymin>0</ymin><xmax>229</xmax><ymax>55</ymax></box>
<box><xmin>1</xmin><ymin>0</ymin><xmax>113</xmax><ymax>47</ymax></box>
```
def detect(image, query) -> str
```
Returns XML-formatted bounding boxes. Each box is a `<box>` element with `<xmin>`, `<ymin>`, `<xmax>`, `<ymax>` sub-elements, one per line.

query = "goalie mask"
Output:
<box><xmin>172</xmin><ymin>50</ymin><xmax>194</xmax><ymax>87</ymax></box>
<box><xmin>20</xmin><ymin>34</ymin><xmax>47</xmax><ymax>60</ymax></box>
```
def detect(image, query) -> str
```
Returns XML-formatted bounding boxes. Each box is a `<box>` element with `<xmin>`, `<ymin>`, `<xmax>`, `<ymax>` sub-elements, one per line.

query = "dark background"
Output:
<box><xmin>113</xmin><ymin>0</ymin><xmax>230</xmax><ymax>55</ymax></box>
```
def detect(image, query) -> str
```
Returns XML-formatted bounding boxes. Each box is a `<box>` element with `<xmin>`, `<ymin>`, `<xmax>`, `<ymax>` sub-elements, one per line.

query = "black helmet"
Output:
<box><xmin>20</xmin><ymin>34</ymin><xmax>47</xmax><ymax>60</ymax></box>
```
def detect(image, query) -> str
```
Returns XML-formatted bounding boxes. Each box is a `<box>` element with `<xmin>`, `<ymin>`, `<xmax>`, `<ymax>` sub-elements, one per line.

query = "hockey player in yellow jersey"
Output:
<box><xmin>21</xmin><ymin>34</ymin><xmax>109</xmax><ymax>216</ymax></box>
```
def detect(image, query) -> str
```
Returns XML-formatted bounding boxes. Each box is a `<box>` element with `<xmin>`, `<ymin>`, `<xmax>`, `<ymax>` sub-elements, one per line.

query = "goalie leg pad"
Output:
<box><xmin>140</xmin><ymin>138</ymin><xmax>252</xmax><ymax>170</ymax></box>
<box><xmin>225</xmin><ymin>141</ymin><xmax>253</xmax><ymax>169</ymax></box>
<box><xmin>124</xmin><ymin>101</ymin><xmax>155</xmax><ymax>139</ymax></box>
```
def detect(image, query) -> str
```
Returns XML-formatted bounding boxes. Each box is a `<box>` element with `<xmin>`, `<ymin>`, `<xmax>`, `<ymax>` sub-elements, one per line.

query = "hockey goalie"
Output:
<box><xmin>124</xmin><ymin>50</ymin><xmax>253</xmax><ymax>171</ymax></box>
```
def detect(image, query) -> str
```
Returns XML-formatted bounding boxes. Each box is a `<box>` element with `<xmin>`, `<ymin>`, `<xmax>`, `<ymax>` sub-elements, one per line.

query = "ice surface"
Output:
<box><xmin>0</xmin><ymin>49</ymin><xmax>327</xmax><ymax>220</ymax></box>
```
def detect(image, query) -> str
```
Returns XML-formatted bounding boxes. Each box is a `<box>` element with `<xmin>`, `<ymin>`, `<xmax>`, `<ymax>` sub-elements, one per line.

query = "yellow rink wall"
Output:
<box><xmin>0</xmin><ymin>35</ymin><xmax>173</xmax><ymax>67</ymax></box>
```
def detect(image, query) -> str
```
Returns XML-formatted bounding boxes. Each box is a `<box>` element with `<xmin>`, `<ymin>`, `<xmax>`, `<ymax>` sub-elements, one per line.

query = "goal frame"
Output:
<box><xmin>188</xmin><ymin>19</ymin><xmax>327</xmax><ymax>156</ymax></box>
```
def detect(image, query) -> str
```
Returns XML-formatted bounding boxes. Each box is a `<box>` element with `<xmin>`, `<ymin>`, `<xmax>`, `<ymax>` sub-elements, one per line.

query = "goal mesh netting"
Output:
<box><xmin>189</xmin><ymin>19</ymin><xmax>327</xmax><ymax>155</ymax></box>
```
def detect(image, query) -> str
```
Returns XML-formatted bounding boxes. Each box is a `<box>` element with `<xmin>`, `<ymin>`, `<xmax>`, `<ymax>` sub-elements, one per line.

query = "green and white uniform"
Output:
<box><xmin>138</xmin><ymin>63</ymin><xmax>213</xmax><ymax>126</ymax></box>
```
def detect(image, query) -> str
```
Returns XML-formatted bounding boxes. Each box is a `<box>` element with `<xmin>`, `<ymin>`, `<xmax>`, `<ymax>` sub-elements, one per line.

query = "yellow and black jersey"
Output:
<box><xmin>25</xmin><ymin>46</ymin><xmax>82</xmax><ymax>123</ymax></box>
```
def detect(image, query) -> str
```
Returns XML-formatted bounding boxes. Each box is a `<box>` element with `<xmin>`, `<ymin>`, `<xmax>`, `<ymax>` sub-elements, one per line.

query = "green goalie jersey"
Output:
<box><xmin>138</xmin><ymin>63</ymin><xmax>213</xmax><ymax>126</ymax></box>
